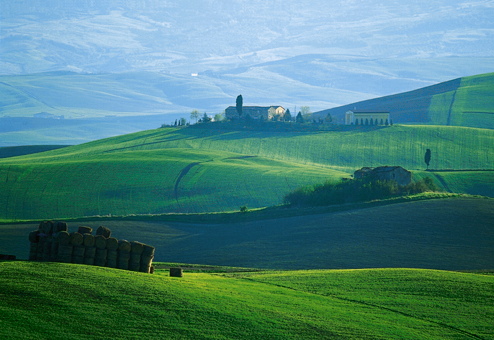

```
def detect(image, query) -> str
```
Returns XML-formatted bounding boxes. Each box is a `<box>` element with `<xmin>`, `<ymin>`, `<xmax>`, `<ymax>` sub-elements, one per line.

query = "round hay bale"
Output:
<box><xmin>29</xmin><ymin>230</ymin><xmax>39</xmax><ymax>243</ymax></box>
<box><xmin>128</xmin><ymin>262</ymin><xmax>140</xmax><ymax>271</ymax></box>
<box><xmin>139</xmin><ymin>265</ymin><xmax>151</xmax><ymax>273</ymax></box>
<box><xmin>73</xmin><ymin>245</ymin><xmax>85</xmax><ymax>258</ymax></box>
<box><xmin>78</xmin><ymin>226</ymin><xmax>93</xmax><ymax>234</ymax></box>
<box><xmin>106</xmin><ymin>258</ymin><xmax>117</xmax><ymax>268</ymax></box>
<box><xmin>94</xmin><ymin>257</ymin><xmax>107</xmax><ymax>267</ymax></box>
<box><xmin>170</xmin><ymin>267</ymin><xmax>183</xmax><ymax>277</ymax></box>
<box><xmin>58</xmin><ymin>244</ymin><xmax>73</xmax><ymax>257</ymax></box>
<box><xmin>117</xmin><ymin>258</ymin><xmax>129</xmax><ymax>270</ymax></box>
<box><xmin>96</xmin><ymin>226</ymin><xmax>111</xmax><ymax>238</ymax></box>
<box><xmin>39</xmin><ymin>221</ymin><xmax>54</xmax><ymax>234</ymax></box>
<box><xmin>54</xmin><ymin>221</ymin><xmax>68</xmax><ymax>232</ymax></box>
<box><xmin>95</xmin><ymin>248</ymin><xmax>108</xmax><ymax>259</ymax></box>
<box><xmin>59</xmin><ymin>254</ymin><xmax>72</xmax><ymax>263</ymax></box>
<box><xmin>83</xmin><ymin>257</ymin><xmax>95</xmax><ymax>265</ymax></box>
<box><xmin>150</xmin><ymin>266</ymin><xmax>155</xmax><ymax>274</ymax></box>
<box><xmin>118</xmin><ymin>240</ymin><xmax>131</xmax><ymax>252</ymax></box>
<box><xmin>50</xmin><ymin>242</ymin><xmax>59</xmax><ymax>261</ymax></box>
<box><xmin>84</xmin><ymin>247</ymin><xmax>96</xmax><ymax>258</ymax></box>
<box><xmin>130</xmin><ymin>241</ymin><xmax>144</xmax><ymax>254</ymax></box>
<box><xmin>106</xmin><ymin>237</ymin><xmax>118</xmax><ymax>250</ymax></box>
<box><xmin>94</xmin><ymin>235</ymin><xmax>107</xmax><ymax>249</ymax></box>
<box><xmin>130</xmin><ymin>252</ymin><xmax>141</xmax><ymax>263</ymax></box>
<box><xmin>83</xmin><ymin>234</ymin><xmax>95</xmax><ymax>247</ymax></box>
<box><xmin>107</xmin><ymin>250</ymin><xmax>117</xmax><ymax>261</ymax></box>
<box><xmin>55</xmin><ymin>231</ymin><xmax>70</xmax><ymax>245</ymax></box>
<box><xmin>140</xmin><ymin>255</ymin><xmax>154</xmax><ymax>267</ymax></box>
<box><xmin>73</xmin><ymin>256</ymin><xmax>84</xmax><ymax>264</ymax></box>
<box><xmin>142</xmin><ymin>244</ymin><xmax>155</xmax><ymax>257</ymax></box>
<box><xmin>69</xmin><ymin>232</ymin><xmax>84</xmax><ymax>246</ymax></box>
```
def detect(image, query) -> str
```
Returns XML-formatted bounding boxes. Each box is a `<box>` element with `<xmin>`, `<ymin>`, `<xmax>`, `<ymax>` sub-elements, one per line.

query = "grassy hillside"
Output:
<box><xmin>316</xmin><ymin>72</ymin><xmax>494</xmax><ymax>129</ymax></box>
<box><xmin>0</xmin><ymin>262</ymin><xmax>492</xmax><ymax>339</ymax></box>
<box><xmin>0</xmin><ymin>124</ymin><xmax>492</xmax><ymax>219</ymax></box>
<box><xmin>2</xmin><ymin>198</ymin><xmax>493</xmax><ymax>270</ymax></box>
<box><xmin>0</xmin><ymin>145</ymin><xmax>68</xmax><ymax>158</ymax></box>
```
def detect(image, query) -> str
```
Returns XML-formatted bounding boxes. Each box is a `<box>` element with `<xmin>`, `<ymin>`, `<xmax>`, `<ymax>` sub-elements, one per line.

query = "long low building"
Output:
<box><xmin>345</xmin><ymin>110</ymin><xmax>390</xmax><ymax>125</ymax></box>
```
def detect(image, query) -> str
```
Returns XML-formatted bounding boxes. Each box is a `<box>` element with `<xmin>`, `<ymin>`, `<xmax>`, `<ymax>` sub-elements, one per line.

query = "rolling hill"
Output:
<box><xmin>0</xmin><ymin>262</ymin><xmax>492</xmax><ymax>339</ymax></box>
<box><xmin>2</xmin><ymin>197</ymin><xmax>493</xmax><ymax>270</ymax></box>
<box><xmin>314</xmin><ymin>72</ymin><xmax>494</xmax><ymax>129</ymax></box>
<box><xmin>0</xmin><ymin>124</ymin><xmax>492</xmax><ymax>220</ymax></box>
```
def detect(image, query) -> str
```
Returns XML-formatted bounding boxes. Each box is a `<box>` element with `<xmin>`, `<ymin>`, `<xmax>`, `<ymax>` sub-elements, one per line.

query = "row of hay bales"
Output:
<box><xmin>29</xmin><ymin>221</ymin><xmax>155</xmax><ymax>273</ymax></box>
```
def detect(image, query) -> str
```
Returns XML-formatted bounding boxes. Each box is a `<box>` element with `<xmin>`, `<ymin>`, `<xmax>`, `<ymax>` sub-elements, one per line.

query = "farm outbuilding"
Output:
<box><xmin>354</xmin><ymin>166</ymin><xmax>412</xmax><ymax>186</ymax></box>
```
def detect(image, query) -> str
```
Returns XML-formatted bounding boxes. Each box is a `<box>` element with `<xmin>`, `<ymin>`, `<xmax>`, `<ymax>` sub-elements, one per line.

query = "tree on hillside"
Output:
<box><xmin>296</xmin><ymin>111</ymin><xmax>304</xmax><ymax>123</ymax></box>
<box><xmin>236</xmin><ymin>94</ymin><xmax>243</xmax><ymax>117</ymax></box>
<box><xmin>214</xmin><ymin>113</ymin><xmax>224</xmax><ymax>122</ymax></box>
<box><xmin>425</xmin><ymin>149</ymin><xmax>431</xmax><ymax>170</ymax></box>
<box><xmin>300</xmin><ymin>106</ymin><xmax>312</xmax><ymax>121</ymax></box>
<box><xmin>284</xmin><ymin>108</ymin><xmax>292</xmax><ymax>122</ymax></box>
<box><xmin>190</xmin><ymin>110</ymin><xmax>200</xmax><ymax>124</ymax></box>
<box><xmin>179</xmin><ymin>117</ymin><xmax>187</xmax><ymax>126</ymax></box>
<box><xmin>202</xmin><ymin>112</ymin><xmax>211</xmax><ymax>123</ymax></box>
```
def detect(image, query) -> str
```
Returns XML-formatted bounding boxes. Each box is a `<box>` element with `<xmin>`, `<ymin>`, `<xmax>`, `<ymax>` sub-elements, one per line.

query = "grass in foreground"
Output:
<box><xmin>0</xmin><ymin>261</ymin><xmax>492</xmax><ymax>339</ymax></box>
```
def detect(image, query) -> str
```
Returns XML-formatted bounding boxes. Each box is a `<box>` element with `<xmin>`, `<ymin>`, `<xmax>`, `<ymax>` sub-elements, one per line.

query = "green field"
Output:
<box><xmin>0</xmin><ymin>261</ymin><xmax>492</xmax><ymax>339</ymax></box>
<box><xmin>0</xmin><ymin>124</ymin><xmax>492</xmax><ymax>220</ymax></box>
<box><xmin>2</xmin><ymin>198</ymin><xmax>492</xmax><ymax>270</ymax></box>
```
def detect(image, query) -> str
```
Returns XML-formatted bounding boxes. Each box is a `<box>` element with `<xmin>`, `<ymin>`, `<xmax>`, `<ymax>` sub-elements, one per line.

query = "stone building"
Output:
<box><xmin>345</xmin><ymin>111</ymin><xmax>390</xmax><ymax>125</ymax></box>
<box><xmin>225</xmin><ymin>106</ymin><xmax>286</xmax><ymax>121</ymax></box>
<box><xmin>353</xmin><ymin>166</ymin><xmax>412</xmax><ymax>186</ymax></box>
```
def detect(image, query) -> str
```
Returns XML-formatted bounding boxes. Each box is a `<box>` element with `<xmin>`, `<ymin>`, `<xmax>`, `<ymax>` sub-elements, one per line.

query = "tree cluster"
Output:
<box><xmin>284</xmin><ymin>177</ymin><xmax>438</xmax><ymax>207</ymax></box>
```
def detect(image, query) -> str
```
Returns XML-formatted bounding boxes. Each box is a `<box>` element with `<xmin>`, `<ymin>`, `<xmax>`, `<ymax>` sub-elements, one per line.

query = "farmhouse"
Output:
<box><xmin>225</xmin><ymin>106</ymin><xmax>286</xmax><ymax>121</ymax></box>
<box><xmin>345</xmin><ymin>111</ymin><xmax>390</xmax><ymax>125</ymax></box>
<box><xmin>354</xmin><ymin>166</ymin><xmax>412</xmax><ymax>186</ymax></box>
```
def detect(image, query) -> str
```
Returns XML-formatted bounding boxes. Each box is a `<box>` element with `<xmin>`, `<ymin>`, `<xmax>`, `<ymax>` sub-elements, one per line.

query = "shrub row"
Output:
<box><xmin>284</xmin><ymin>177</ymin><xmax>439</xmax><ymax>207</ymax></box>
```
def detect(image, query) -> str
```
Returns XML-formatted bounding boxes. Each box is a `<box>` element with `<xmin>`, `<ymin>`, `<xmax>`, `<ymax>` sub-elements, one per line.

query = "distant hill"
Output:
<box><xmin>314</xmin><ymin>72</ymin><xmax>494</xmax><ymax>129</ymax></box>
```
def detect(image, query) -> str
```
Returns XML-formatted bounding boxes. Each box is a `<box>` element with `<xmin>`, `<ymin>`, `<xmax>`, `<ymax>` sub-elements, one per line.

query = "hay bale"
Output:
<box><xmin>83</xmin><ymin>257</ymin><xmax>95</xmax><ymax>265</ymax></box>
<box><xmin>78</xmin><ymin>226</ymin><xmax>93</xmax><ymax>235</ymax></box>
<box><xmin>106</xmin><ymin>257</ymin><xmax>117</xmax><ymax>268</ymax></box>
<box><xmin>118</xmin><ymin>240</ymin><xmax>131</xmax><ymax>252</ymax></box>
<box><xmin>95</xmin><ymin>248</ymin><xmax>107</xmax><ymax>266</ymax></box>
<box><xmin>28</xmin><ymin>230</ymin><xmax>39</xmax><ymax>243</ymax></box>
<box><xmin>106</xmin><ymin>237</ymin><xmax>118</xmax><ymax>251</ymax></box>
<box><xmin>107</xmin><ymin>249</ymin><xmax>118</xmax><ymax>261</ymax></box>
<box><xmin>39</xmin><ymin>221</ymin><xmax>54</xmax><ymax>234</ymax></box>
<box><xmin>55</xmin><ymin>231</ymin><xmax>70</xmax><ymax>245</ymax></box>
<box><xmin>150</xmin><ymin>266</ymin><xmax>155</xmax><ymax>274</ymax></box>
<box><xmin>117</xmin><ymin>251</ymin><xmax>130</xmax><ymax>270</ymax></box>
<box><xmin>50</xmin><ymin>241</ymin><xmax>59</xmax><ymax>261</ymax></box>
<box><xmin>170</xmin><ymin>267</ymin><xmax>183</xmax><ymax>277</ymax></box>
<box><xmin>42</xmin><ymin>239</ymin><xmax>52</xmax><ymax>261</ymax></box>
<box><xmin>54</xmin><ymin>221</ymin><xmax>68</xmax><ymax>232</ymax></box>
<box><xmin>128</xmin><ymin>261</ymin><xmax>140</xmax><ymax>271</ymax></box>
<box><xmin>29</xmin><ymin>243</ymin><xmax>38</xmax><ymax>261</ymax></box>
<box><xmin>96</xmin><ymin>226</ymin><xmax>111</xmax><ymax>238</ymax></box>
<box><xmin>69</xmin><ymin>232</ymin><xmax>84</xmax><ymax>246</ymax></box>
<box><xmin>94</xmin><ymin>235</ymin><xmax>107</xmax><ymax>249</ymax></box>
<box><xmin>73</xmin><ymin>255</ymin><xmax>84</xmax><ymax>264</ymax></box>
<box><xmin>83</xmin><ymin>234</ymin><xmax>95</xmax><ymax>247</ymax></box>
<box><xmin>142</xmin><ymin>244</ymin><xmax>155</xmax><ymax>257</ymax></box>
<box><xmin>57</xmin><ymin>244</ymin><xmax>73</xmax><ymax>263</ymax></box>
<box><xmin>84</xmin><ymin>247</ymin><xmax>96</xmax><ymax>258</ymax></box>
<box><xmin>73</xmin><ymin>245</ymin><xmax>85</xmax><ymax>258</ymax></box>
<box><xmin>130</xmin><ymin>241</ymin><xmax>144</xmax><ymax>254</ymax></box>
<box><xmin>139</xmin><ymin>255</ymin><xmax>153</xmax><ymax>273</ymax></box>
